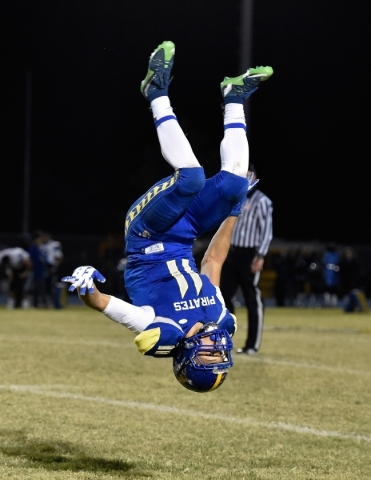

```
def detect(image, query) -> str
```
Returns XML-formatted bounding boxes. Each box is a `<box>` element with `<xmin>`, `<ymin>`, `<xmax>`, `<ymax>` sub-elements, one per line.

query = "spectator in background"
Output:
<box><xmin>306</xmin><ymin>249</ymin><xmax>324</xmax><ymax>307</ymax></box>
<box><xmin>41</xmin><ymin>233</ymin><xmax>64</xmax><ymax>308</ymax></box>
<box><xmin>0</xmin><ymin>247</ymin><xmax>32</xmax><ymax>308</ymax></box>
<box><xmin>322</xmin><ymin>243</ymin><xmax>340</xmax><ymax>307</ymax></box>
<box><xmin>339</xmin><ymin>247</ymin><xmax>367</xmax><ymax>312</ymax></box>
<box><xmin>220</xmin><ymin>163</ymin><xmax>273</xmax><ymax>355</ymax></box>
<box><xmin>339</xmin><ymin>247</ymin><xmax>361</xmax><ymax>297</ymax></box>
<box><xmin>28</xmin><ymin>230</ymin><xmax>48</xmax><ymax>308</ymax></box>
<box><xmin>292</xmin><ymin>246</ymin><xmax>310</xmax><ymax>306</ymax></box>
<box><xmin>283</xmin><ymin>248</ymin><xmax>298</xmax><ymax>306</ymax></box>
<box><xmin>272</xmin><ymin>250</ymin><xmax>291</xmax><ymax>307</ymax></box>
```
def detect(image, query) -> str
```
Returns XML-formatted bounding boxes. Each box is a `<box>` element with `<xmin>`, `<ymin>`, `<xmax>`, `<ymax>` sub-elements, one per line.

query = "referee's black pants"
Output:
<box><xmin>220</xmin><ymin>246</ymin><xmax>264</xmax><ymax>352</ymax></box>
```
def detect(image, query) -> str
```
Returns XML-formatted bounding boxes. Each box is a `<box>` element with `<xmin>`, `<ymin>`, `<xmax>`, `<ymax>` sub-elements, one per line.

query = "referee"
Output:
<box><xmin>220</xmin><ymin>163</ymin><xmax>273</xmax><ymax>355</ymax></box>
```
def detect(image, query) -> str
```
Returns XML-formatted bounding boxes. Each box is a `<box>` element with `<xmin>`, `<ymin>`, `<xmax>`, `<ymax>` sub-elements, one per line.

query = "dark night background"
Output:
<box><xmin>2</xmin><ymin>0</ymin><xmax>371</xmax><ymax>244</ymax></box>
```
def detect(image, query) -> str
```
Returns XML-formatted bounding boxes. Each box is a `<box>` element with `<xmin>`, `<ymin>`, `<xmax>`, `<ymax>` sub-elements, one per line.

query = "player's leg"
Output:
<box><xmin>7</xmin><ymin>275</ymin><xmax>16</xmax><ymax>309</ymax></box>
<box><xmin>186</xmin><ymin>67</ymin><xmax>273</xmax><ymax>235</ymax></box>
<box><xmin>13</xmin><ymin>272</ymin><xmax>24</xmax><ymax>308</ymax></box>
<box><xmin>141</xmin><ymin>42</ymin><xmax>201</xmax><ymax>171</ymax></box>
<box><xmin>127</xmin><ymin>42</ymin><xmax>205</xmax><ymax>236</ymax></box>
<box><xmin>240</xmin><ymin>271</ymin><xmax>264</xmax><ymax>354</ymax></box>
<box><xmin>220</xmin><ymin>66</ymin><xmax>273</xmax><ymax>179</ymax></box>
<box><xmin>232</xmin><ymin>248</ymin><xmax>264</xmax><ymax>353</ymax></box>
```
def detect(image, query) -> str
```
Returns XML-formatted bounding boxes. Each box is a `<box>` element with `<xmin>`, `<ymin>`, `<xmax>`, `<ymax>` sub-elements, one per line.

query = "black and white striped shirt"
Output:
<box><xmin>231</xmin><ymin>189</ymin><xmax>273</xmax><ymax>256</ymax></box>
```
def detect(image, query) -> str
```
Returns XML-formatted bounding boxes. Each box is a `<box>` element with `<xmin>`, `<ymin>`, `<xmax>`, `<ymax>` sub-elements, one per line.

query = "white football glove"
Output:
<box><xmin>62</xmin><ymin>266</ymin><xmax>106</xmax><ymax>295</ymax></box>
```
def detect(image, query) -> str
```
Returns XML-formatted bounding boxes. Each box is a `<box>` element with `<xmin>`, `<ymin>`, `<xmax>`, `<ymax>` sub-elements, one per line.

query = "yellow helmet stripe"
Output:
<box><xmin>209</xmin><ymin>373</ymin><xmax>224</xmax><ymax>391</ymax></box>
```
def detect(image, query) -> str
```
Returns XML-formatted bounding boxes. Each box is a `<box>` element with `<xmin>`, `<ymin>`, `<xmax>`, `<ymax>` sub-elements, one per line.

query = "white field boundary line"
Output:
<box><xmin>240</xmin><ymin>356</ymin><xmax>371</xmax><ymax>377</ymax></box>
<box><xmin>1</xmin><ymin>384</ymin><xmax>371</xmax><ymax>444</ymax></box>
<box><xmin>0</xmin><ymin>334</ymin><xmax>133</xmax><ymax>349</ymax></box>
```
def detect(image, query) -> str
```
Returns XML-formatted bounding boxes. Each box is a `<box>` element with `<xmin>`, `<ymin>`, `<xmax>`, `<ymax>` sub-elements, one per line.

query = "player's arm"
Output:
<box><xmin>62</xmin><ymin>266</ymin><xmax>155</xmax><ymax>333</ymax></box>
<box><xmin>200</xmin><ymin>216</ymin><xmax>237</xmax><ymax>287</ymax></box>
<box><xmin>78</xmin><ymin>286</ymin><xmax>155</xmax><ymax>334</ymax></box>
<box><xmin>78</xmin><ymin>284</ymin><xmax>111</xmax><ymax>311</ymax></box>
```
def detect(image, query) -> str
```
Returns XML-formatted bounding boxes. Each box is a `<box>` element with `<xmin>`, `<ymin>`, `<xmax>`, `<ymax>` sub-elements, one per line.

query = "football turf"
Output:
<box><xmin>1</xmin><ymin>306</ymin><xmax>370</xmax><ymax>479</ymax></box>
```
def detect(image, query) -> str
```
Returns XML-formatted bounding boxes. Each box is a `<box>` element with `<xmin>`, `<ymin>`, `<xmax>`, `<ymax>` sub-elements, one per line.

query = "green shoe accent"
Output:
<box><xmin>221</xmin><ymin>66</ymin><xmax>274</xmax><ymax>90</ymax></box>
<box><xmin>140</xmin><ymin>41</ymin><xmax>175</xmax><ymax>99</ymax></box>
<box><xmin>246</xmin><ymin>66</ymin><xmax>274</xmax><ymax>81</ymax></box>
<box><xmin>220</xmin><ymin>66</ymin><xmax>273</xmax><ymax>102</ymax></box>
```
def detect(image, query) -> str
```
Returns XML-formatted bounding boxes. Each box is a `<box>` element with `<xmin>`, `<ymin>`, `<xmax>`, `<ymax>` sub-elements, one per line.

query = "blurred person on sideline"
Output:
<box><xmin>62</xmin><ymin>41</ymin><xmax>273</xmax><ymax>392</ymax></box>
<box><xmin>322</xmin><ymin>243</ymin><xmax>340</xmax><ymax>307</ymax></box>
<box><xmin>41</xmin><ymin>233</ymin><xmax>64</xmax><ymax>308</ymax></box>
<box><xmin>219</xmin><ymin>163</ymin><xmax>273</xmax><ymax>355</ymax></box>
<box><xmin>0</xmin><ymin>247</ymin><xmax>32</xmax><ymax>308</ymax></box>
<box><xmin>272</xmin><ymin>250</ymin><xmax>291</xmax><ymax>307</ymax></box>
<box><xmin>340</xmin><ymin>247</ymin><xmax>367</xmax><ymax>312</ymax></box>
<box><xmin>305</xmin><ymin>249</ymin><xmax>324</xmax><ymax>308</ymax></box>
<box><xmin>28</xmin><ymin>230</ymin><xmax>48</xmax><ymax>308</ymax></box>
<box><xmin>281</xmin><ymin>248</ymin><xmax>297</xmax><ymax>306</ymax></box>
<box><xmin>340</xmin><ymin>247</ymin><xmax>361</xmax><ymax>298</ymax></box>
<box><xmin>292</xmin><ymin>246</ymin><xmax>310</xmax><ymax>307</ymax></box>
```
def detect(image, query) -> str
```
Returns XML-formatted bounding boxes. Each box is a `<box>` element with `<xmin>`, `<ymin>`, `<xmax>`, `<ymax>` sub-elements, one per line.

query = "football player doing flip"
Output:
<box><xmin>63</xmin><ymin>41</ymin><xmax>273</xmax><ymax>393</ymax></box>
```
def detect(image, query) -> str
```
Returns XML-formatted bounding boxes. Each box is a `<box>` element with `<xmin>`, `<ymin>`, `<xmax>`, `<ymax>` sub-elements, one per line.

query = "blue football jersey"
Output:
<box><xmin>123</xmin><ymin>169</ymin><xmax>246</xmax><ymax>358</ymax></box>
<box><xmin>125</xmin><ymin>248</ymin><xmax>236</xmax><ymax>357</ymax></box>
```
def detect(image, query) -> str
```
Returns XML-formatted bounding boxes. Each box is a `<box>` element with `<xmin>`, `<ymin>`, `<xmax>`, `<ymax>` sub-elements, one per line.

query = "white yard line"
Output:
<box><xmin>1</xmin><ymin>384</ymin><xmax>370</xmax><ymax>443</ymax></box>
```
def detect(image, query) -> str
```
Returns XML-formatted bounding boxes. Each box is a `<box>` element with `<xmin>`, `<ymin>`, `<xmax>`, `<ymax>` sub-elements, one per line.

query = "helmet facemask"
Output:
<box><xmin>185</xmin><ymin>322</ymin><xmax>233</xmax><ymax>369</ymax></box>
<box><xmin>173</xmin><ymin>323</ymin><xmax>234</xmax><ymax>393</ymax></box>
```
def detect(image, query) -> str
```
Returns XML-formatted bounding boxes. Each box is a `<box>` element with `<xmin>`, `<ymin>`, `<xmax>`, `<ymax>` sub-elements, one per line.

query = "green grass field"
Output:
<box><xmin>1</xmin><ymin>305</ymin><xmax>371</xmax><ymax>479</ymax></box>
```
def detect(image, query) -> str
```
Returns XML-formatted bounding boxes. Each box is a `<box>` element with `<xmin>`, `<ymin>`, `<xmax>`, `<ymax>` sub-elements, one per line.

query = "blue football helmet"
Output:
<box><xmin>173</xmin><ymin>323</ymin><xmax>234</xmax><ymax>393</ymax></box>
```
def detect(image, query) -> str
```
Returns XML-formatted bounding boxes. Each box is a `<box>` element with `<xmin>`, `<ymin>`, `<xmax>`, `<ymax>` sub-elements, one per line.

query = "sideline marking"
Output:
<box><xmin>1</xmin><ymin>384</ymin><xmax>371</xmax><ymax>444</ymax></box>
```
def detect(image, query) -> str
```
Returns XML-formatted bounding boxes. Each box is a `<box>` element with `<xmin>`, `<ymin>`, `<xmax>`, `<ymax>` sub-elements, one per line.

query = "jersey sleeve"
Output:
<box><xmin>218</xmin><ymin>311</ymin><xmax>237</xmax><ymax>336</ymax></box>
<box><xmin>134</xmin><ymin>317</ymin><xmax>185</xmax><ymax>357</ymax></box>
<box><xmin>214</xmin><ymin>286</ymin><xmax>237</xmax><ymax>336</ymax></box>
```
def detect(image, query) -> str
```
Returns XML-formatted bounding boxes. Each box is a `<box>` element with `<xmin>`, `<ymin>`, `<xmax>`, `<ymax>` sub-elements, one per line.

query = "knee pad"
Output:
<box><xmin>177</xmin><ymin>167</ymin><xmax>206</xmax><ymax>197</ymax></box>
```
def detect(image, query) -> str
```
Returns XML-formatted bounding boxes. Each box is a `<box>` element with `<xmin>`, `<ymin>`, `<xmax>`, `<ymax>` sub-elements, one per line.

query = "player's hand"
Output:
<box><xmin>251</xmin><ymin>255</ymin><xmax>264</xmax><ymax>273</ymax></box>
<box><xmin>61</xmin><ymin>266</ymin><xmax>106</xmax><ymax>295</ymax></box>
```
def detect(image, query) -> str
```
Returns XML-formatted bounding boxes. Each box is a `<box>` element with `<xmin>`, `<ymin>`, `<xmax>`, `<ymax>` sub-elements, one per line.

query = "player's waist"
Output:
<box><xmin>126</xmin><ymin>240</ymin><xmax>192</xmax><ymax>257</ymax></box>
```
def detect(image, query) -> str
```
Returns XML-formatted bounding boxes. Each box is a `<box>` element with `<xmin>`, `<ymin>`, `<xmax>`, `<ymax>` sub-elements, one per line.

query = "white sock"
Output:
<box><xmin>220</xmin><ymin>104</ymin><xmax>249</xmax><ymax>177</ymax></box>
<box><xmin>150</xmin><ymin>97</ymin><xmax>200</xmax><ymax>169</ymax></box>
<box><xmin>223</xmin><ymin>103</ymin><xmax>246</xmax><ymax>128</ymax></box>
<box><xmin>150</xmin><ymin>96</ymin><xmax>173</xmax><ymax>121</ymax></box>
